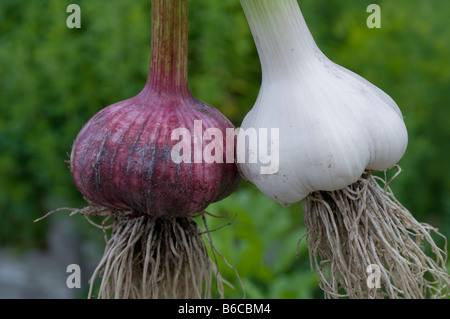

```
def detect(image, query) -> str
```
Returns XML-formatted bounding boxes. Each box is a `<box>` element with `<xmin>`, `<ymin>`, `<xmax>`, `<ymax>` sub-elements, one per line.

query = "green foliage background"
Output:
<box><xmin>0</xmin><ymin>0</ymin><xmax>449</xmax><ymax>298</ymax></box>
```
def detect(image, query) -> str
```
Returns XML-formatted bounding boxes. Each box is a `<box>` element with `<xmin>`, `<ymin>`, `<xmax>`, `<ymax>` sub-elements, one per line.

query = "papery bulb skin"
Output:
<box><xmin>238</xmin><ymin>0</ymin><xmax>408</xmax><ymax>205</ymax></box>
<box><xmin>70</xmin><ymin>92</ymin><xmax>240</xmax><ymax>218</ymax></box>
<box><xmin>70</xmin><ymin>0</ymin><xmax>240</xmax><ymax>218</ymax></box>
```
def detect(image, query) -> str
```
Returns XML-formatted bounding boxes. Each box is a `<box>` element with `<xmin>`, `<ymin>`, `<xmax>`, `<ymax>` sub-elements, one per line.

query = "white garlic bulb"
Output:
<box><xmin>237</xmin><ymin>0</ymin><xmax>408</xmax><ymax>206</ymax></box>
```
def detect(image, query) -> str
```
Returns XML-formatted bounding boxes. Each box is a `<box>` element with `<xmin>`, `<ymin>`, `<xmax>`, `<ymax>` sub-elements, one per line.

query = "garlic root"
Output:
<box><xmin>302</xmin><ymin>167</ymin><xmax>450</xmax><ymax>299</ymax></box>
<box><xmin>86</xmin><ymin>212</ymin><xmax>228</xmax><ymax>299</ymax></box>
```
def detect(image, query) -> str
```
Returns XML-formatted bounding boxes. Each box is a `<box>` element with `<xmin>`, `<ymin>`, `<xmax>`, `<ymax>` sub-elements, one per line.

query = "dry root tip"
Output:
<box><xmin>88</xmin><ymin>215</ymin><xmax>229</xmax><ymax>299</ymax></box>
<box><xmin>303</xmin><ymin>167</ymin><xmax>450</xmax><ymax>299</ymax></box>
<box><xmin>34</xmin><ymin>200</ymin><xmax>114</xmax><ymax>223</ymax></box>
<box><xmin>37</xmin><ymin>202</ymin><xmax>242</xmax><ymax>299</ymax></box>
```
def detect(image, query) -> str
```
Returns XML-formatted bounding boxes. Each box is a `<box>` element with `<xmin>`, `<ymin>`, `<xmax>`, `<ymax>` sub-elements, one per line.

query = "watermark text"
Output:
<box><xmin>170</xmin><ymin>120</ymin><xmax>279</xmax><ymax>174</ymax></box>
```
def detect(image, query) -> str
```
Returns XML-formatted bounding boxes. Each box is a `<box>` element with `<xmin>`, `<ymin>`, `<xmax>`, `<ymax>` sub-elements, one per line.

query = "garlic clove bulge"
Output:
<box><xmin>238</xmin><ymin>0</ymin><xmax>408</xmax><ymax>205</ymax></box>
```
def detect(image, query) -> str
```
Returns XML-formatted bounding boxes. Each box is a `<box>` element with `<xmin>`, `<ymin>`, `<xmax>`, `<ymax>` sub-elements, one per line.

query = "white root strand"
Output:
<box><xmin>302</xmin><ymin>167</ymin><xmax>450</xmax><ymax>299</ymax></box>
<box><xmin>87</xmin><ymin>215</ymin><xmax>229</xmax><ymax>299</ymax></box>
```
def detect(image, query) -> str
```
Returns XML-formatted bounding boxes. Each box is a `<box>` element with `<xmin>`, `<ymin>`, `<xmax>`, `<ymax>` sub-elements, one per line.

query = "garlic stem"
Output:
<box><xmin>145</xmin><ymin>0</ymin><xmax>190</xmax><ymax>97</ymax></box>
<box><xmin>240</xmin><ymin>0</ymin><xmax>318</xmax><ymax>81</ymax></box>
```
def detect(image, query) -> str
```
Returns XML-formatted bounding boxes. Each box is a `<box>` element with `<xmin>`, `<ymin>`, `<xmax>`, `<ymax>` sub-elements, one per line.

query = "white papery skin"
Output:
<box><xmin>238</xmin><ymin>0</ymin><xmax>408</xmax><ymax>206</ymax></box>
